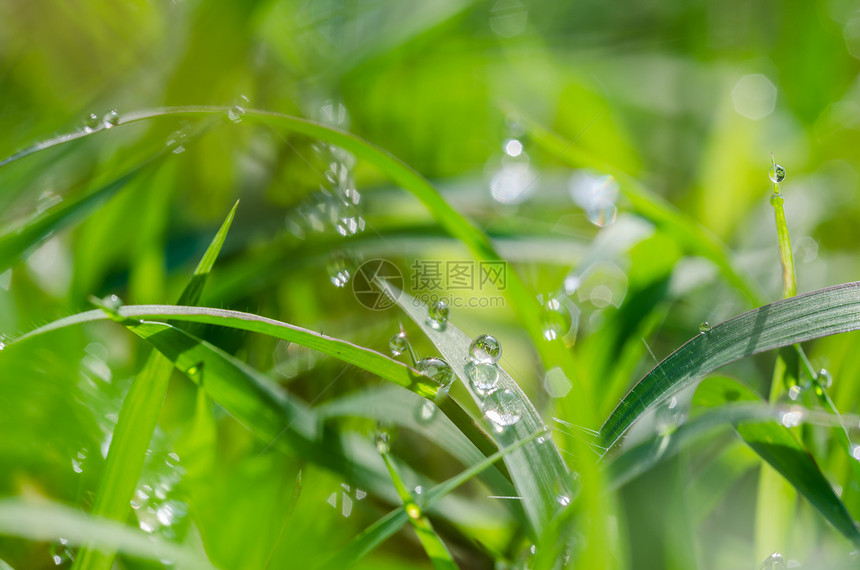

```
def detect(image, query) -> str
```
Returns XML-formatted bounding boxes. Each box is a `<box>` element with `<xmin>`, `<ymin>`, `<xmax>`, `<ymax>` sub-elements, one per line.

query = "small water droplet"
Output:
<box><xmin>788</xmin><ymin>385</ymin><xmax>803</xmax><ymax>401</ymax></box>
<box><xmin>770</xmin><ymin>192</ymin><xmax>784</xmax><ymax>207</ymax></box>
<box><xmin>852</xmin><ymin>444</ymin><xmax>860</xmax><ymax>461</ymax></box>
<box><xmin>759</xmin><ymin>552</ymin><xmax>786</xmax><ymax>569</ymax></box>
<box><xmin>389</xmin><ymin>332</ymin><xmax>409</xmax><ymax>357</ymax></box>
<box><xmin>416</xmin><ymin>357</ymin><xmax>454</xmax><ymax>389</ymax></box>
<box><xmin>483</xmin><ymin>389</ymin><xmax>521</xmax><ymax>429</ymax></box>
<box><xmin>427</xmin><ymin>300</ymin><xmax>449</xmax><ymax>331</ymax></box>
<box><xmin>780</xmin><ymin>407</ymin><xmax>804</xmax><ymax>428</ymax></box>
<box><xmin>415</xmin><ymin>400</ymin><xmax>437</xmax><ymax>423</ymax></box>
<box><xmin>228</xmin><ymin>95</ymin><xmax>248</xmax><ymax>123</ymax></box>
<box><xmin>469</xmin><ymin>334</ymin><xmax>502</xmax><ymax>364</ymax></box>
<box><xmin>49</xmin><ymin>540</ymin><xmax>74</xmax><ymax>566</ymax></box>
<box><xmin>326</xmin><ymin>253</ymin><xmax>353</xmax><ymax>287</ymax></box>
<box><xmin>818</xmin><ymin>368</ymin><xmax>833</xmax><ymax>389</ymax></box>
<box><xmin>698</xmin><ymin>321</ymin><xmax>711</xmax><ymax>334</ymax></box>
<box><xmin>768</xmin><ymin>164</ymin><xmax>786</xmax><ymax>184</ymax></box>
<box><xmin>465</xmin><ymin>360</ymin><xmax>500</xmax><ymax>395</ymax></box>
<box><xmin>72</xmin><ymin>448</ymin><xmax>87</xmax><ymax>474</ymax></box>
<box><xmin>0</xmin><ymin>341</ymin><xmax>5</xmax><ymax>351</ymax></box>
<box><xmin>92</xmin><ymin>294</ymin><xmax>124</xmax><ymax>321</ymax></box>
<box><xmin>556</xmin><ymin>494</ymin><xmax>571</xmax><ymax>507</ymax></box>
<box><xmin>83</xmin><ymin>113</ymin><xmax>99</xmax><ymax>133</ymax></box>
<box><xmin>102</xmin><ymin>109</ymin><xmax>120</xmax><ymax>129</ymax></box>
<box><xmin>375</xmin><ymin>431</ymin><xmax>390</xmax><ymax>454</ymax></box>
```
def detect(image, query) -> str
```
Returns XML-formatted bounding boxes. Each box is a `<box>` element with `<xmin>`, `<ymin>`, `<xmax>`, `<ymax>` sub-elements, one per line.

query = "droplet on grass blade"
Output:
<box><xmin>758</xmin><ymin>552</ymin><xmax>786</xmax><ymax>569</ymax></box>
<box><xmin>427</xmin><ymin>300</ymin><xmax>449</xmax><ymax>330</ymax></box>
<box><xmin>83</xmin><ymin>113</ymin><xmax>99</xmax><ymax>133</ymax></box>
<box><xmin>469</xmin><ymin>334</ymin><xmax>502</xmax><ymax>364</ymax></box>
<box><xmin>389</xmin><ymin>332</ymin><xmax>409</xmax><ymax>357</ymax></box>
<box><xmin>483</xmin><ymin>389</ymin><xmax>521</xmax><ymax>429</ymax></box>
<box><xmin>375</xmin><ymin>431</ymin><xmax>390</xmax><ymax>454</ymax></box>
<box><xmin>102</xmin><ymin>109</ymin><xmax>119</xmax><ymax>129</ymax></box>
<box><xmin>465</xmin><ymin>360</ymin><xmax>500</xmax><ymax>395</ymax></box>
<box><xmin>698</xmin><ymin>321</ymin><xmax>711</xmax><ymax>335</ymax></box>
<box><xmin>768</xmin><ymin>164</ymin><xmax>786</xmax><ymax>184</ymax></box>
<box><xmin>416</xmin><ymin>357</ymin><xmax>454</xmax><ymax>389</ymax></box>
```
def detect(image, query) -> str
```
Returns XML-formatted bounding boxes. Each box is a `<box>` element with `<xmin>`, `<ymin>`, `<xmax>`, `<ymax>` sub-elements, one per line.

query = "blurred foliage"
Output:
<box><xmin>2</xmin><ymin>0</ymin><xmax>860</xmax><ymax>568</ymax></box>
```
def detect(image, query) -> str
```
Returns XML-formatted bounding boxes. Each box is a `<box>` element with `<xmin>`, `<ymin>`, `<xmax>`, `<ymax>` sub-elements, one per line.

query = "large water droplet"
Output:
<box><xmin>389</xmin><ymin>332</ymin><xmax>409</xmax><ymax>357</ymax></box>
<box><xmin>375</xmin><ymin>431</ymin><xmax>390</xmax><ymax>454</ymax></box>
<box><xmin>465</xmin><ymin>360</ymin><xmax>500</xmax><ymax>395</ymax></box>
<box><xmin>416</xmin><ymin>357</ymin><xmax>454</xmax><ymax>389</ymax></box>
<box><xmin>469</xmin><ymin>334</ymin><xmax>502</xmax><ymax>364</ymax></box>
<box><xmin>483</xmin><ymin>389</ymin><xmax>521</xmax><ymax>429</ymax></box>
<box><xmin>102</xmin><ymin>110</ymin><xmax>119</xmax><ymax>129</ymax></box>
<box><xmin>427</xmin><ymin>300</ymin><xmax>449</xmax><ymax>330</ymax></box>
<box><xmin>768</xmin><ymin>164</ymin><xmax>786</xmax><ymax>184</ymax></box>
<box><xmin>83</xmin><ymin>113</ymin><xmax>99</xmax><ymax>133</ymax></box>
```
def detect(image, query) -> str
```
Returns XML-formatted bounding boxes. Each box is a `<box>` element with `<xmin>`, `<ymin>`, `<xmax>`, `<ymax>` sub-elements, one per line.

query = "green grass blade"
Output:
<box><xmin>0</xmin><ymin>157</ymin><xmax>157</xmax><ymax>272</ymax></box>
<box><xmin>74</xmin><ymin>203</ymin><xmax>239</xmax><ymax>570</ymax></box>
<box><xmin>0</xmin><ymin>499</ymin><xmax>215</xmax><ymax>569</ymax></box>
<box><xmin>379</xmin><ymin>449</ymin><xmax>458</xmax><ymax>570</ymax></box>
<box><xmin>324</xmin><ymin>431</ymin><xmax>544</xmax><ymax>569</ymax></box>
<box><xmin>379</xmin><ymin>280</ymin><xmax>571</xmax><ymax>536</ymax></box>
<box><xmin>694</xmin><ymin>376</ymin><xmax>860</xmax><ymax>546</ymax></box>
<box><xmin>600</xmin><ymin>282</ymin><xmax>860</xmax><ymax>450</ymax></box>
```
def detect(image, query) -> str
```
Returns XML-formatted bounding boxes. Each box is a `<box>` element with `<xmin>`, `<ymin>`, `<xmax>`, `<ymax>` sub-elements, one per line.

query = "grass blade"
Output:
<box><xmin>694</xmin><ymin>376</ymin><xmax>860</xmax><ymax>546</ymax></box>
<box><xmin>600</xmin><ymin>281</ymin><xmax>860</xmax><ymax>450</ymax></box>
<box><xmin>0</xmin><ymin>499</ymin><xmax>214</xmax><ymax>569</ymax></box>
<box><xmin>74</xmin><ymin>203</ymin><xmax>238</xmax><ymax>570</ymax></box>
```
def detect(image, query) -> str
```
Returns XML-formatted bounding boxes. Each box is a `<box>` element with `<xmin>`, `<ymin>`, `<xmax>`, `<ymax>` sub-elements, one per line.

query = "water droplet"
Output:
<box><xmin>759</xmin><ymin>552</ymin><xmax>786</xmax><ymax>569</ymax></box>
<box><xmin>72</xmin><ymin>448</ymin><xmax>87</xmax><ymax>474</ymax></box>
<box><xmin>83</xmin><ymin>113</ymin><xmax>99</xmax><ymax>133</ymax></box>
<box><xmin>427</xmin><ymin>300</ymin><xmax>450</xmax><ymax>331</ymax></box>
<box><xmin>0</xmin><ymin>340</ymin><xmax>5</xmax><ymax>351</ymax></box>
<box><xmin>465</xmin><ymin>360</ymin><xmax>500</xmax><ymax>395</ymax></box>
<box><xmin>788</xmin><ymin>385</ymin><xmax>803</xmax><ymax>401</ymax></box>
<box><xmin>49</xmin><ymin>540</ymin><xmax>74</xmax><ymax>566</ymax></box>
<box><xmin>92</xmin><ymin>294</ymin><xmax>124</xmax><ymax>321</ymax></box>
<box><xmin>416</xmin><ymin>357</ymin><xmax>454</xmax><ymax>389</ymax></box>
<box><xmin>389</xmin><ymin>332</ymin><xmax>409</xmax><ymax>357</ymax></box>
<box><xmin>818</xmin><ymin>368</ymin><xmax>833</xmax><ymax>389</ymax></box>
<box><xmin>166</xmin><ymin>129</ymin><xmax>187</xmax><ymax>154</ymax></box>
<box><xmin>768</xmin><ymin>164</ymin><xmax>786</xmax><ymax>184</ymax></box>
<box><xmin>540</xmin><ymin>294</ymin><xmax>579</xmax><ymax>346</ymax></box>
<box><xmin>698</xmin><ymin>321</ymin><xmax>711</xmax><ymax>334</ymax></box>
<box><xmin>375</xmin><ymin>431</ymin><xmax>390</xmax><ymax>454</ymax></box>
<box><xmin>780</xmin><ymin>407</ymin><xmax>804</xmax><ymax>428</ymax></box>
<box><xmin>414</xmin><ymin>485</ymin><xmax>424</xmax><ymax>495</ymax></box>
<box><xmin>770</xmin><ymin>192</ymin><xmax>784</xmax><ymax>207</ymax></box>
<box><xmin>655</xmin><ymin>396</ymin><xmax>686</xmax><ymax>435</ymax></box>
<box><xmin>102</xmin><ymin>109</ymin><xmax>119</xmax><ymax>129</ymax></box>
<box><xmin>326</xmin><ymin>253</ymin><xmax>352</xmax><ymax>287</ymax></box>
<box><xmin>556</xmin><ymin>494</ymin><xmax>571</xmax><ymax>507</ymax></box>
<box><xmin>228</xmin><ymin>95</ymin><xmax>248</xmax><ymax>123</ymax></box>
<box><xmin>415</xmin><ymin>400</ymin><xmax>437</xmax><ymax>423</ymax></box>
<box><xmin>469</xmin><ymin>334</ymin><xmax>502</xmax><ymax>364</ymax></box>
<box><xmin>483</xmin><ymin>389</ymin><xmax>521</xmax><ymax>429</ymax></box>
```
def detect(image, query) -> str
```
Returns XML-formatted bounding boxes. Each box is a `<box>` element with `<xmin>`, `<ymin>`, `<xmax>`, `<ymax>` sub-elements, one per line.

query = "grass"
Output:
<box><xmin>2</xmin><ymin>3</ymin><xmax>860</xmax><ymax>568</ymax></box>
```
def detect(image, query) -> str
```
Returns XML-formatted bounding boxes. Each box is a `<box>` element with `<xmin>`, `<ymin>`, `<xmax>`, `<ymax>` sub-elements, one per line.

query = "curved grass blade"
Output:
<box><xmin>694</xmin><ymin>376</ymin><xmax>860</xmax><ymax>546</ymax></box>
<box><xmin>0</xmin><ymin>499</ymin><xmax>214</xmax><ymax>569</ymax></box>
<box><xmin>73</xmin><ymin>203</ymin><xmax>238</xmax><ymax>570</ymax></box>
<box><xmin>378</xmin><ymin>280</ymin><xmax>571</xmax><ymax>536</ymax></box>
<box><xmin>600</xmin><ymin>282</ymin><xmax>860</xmax><ymax>450</ymax></box>
<box><xmin>323</xmin><ymin>430</ymin><xmax>545</xmax><ymax>569</ymax></box>
<box><xmin>379</xmin><ymin>448</ymin><xmax>458</xmax><ymax>570</ymax></box>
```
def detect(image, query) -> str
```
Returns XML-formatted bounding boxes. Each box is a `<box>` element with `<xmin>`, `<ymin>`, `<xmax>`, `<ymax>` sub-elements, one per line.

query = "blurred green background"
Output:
<box><xmin>2</xmin><ymin>0</ymin><xmax>860</xmax><ymax>568</ymax></box>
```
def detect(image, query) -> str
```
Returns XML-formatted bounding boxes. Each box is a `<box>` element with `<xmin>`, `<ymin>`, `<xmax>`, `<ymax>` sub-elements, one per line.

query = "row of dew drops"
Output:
<box><xmin>389</xmin><ymin>300</ymin><xmax>521</xmax><ymax>432</ymax></box>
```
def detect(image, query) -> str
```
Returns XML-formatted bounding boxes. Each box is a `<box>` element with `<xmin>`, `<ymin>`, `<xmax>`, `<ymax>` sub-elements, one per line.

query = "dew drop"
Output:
<box><xmin>414</xmin><ymin>485</ymin><xmax>424</xmax><ymax>495</ymax></box>
<box><xmin>469</xmin><ymin>334</ymin><xmax>502</xmax><ymax>364</ymax></box>
<box><xmin>326</xmin><ymin>253</ymin><xmax>352</xmax><ymax>287</ymax></box>
<box><xmin>768</xmin><ymin>164</ymin><xmax>786</xmax><ymax>184</ymax></box>
<box><xmin>416</xmin><ymin>357</ymin><xmax>454</xmax><ymax>389</ymax></box>
<box><xmin>787</xmin><ymin>385</ymin><xmax>803</xmax><ymax>401</ymax></box>
<box><xmin>0</xmin><ymin>341</ymin><xmax>5</xmax><ymax>351</ymax></box>
<box><xmin>375</xmin><ymin>431</ymin><xmax>390</xmax><ymax>454</ymax></box>
<box><xmin>465</xmin><ymin>360</ymin><xmax>500</xmax><ymax>395</ymax></box>
<box><xmin>427</xmin><ymin>300</ymin><xmax>449</xmax><ymax>331</ymax></box>
<box><xmin>698</xmin><ymin>321</ymin><xmax>711</xmax><ymax>335</ymax></box>
<box><xmin>759</xmin><ymin>552</ymin><xmax>786</xmax><ymax>569</ymax></box>
<box><xmin>83</xmin><ymin>113</ymin><xmax>99</xmax><ymax>133</ymax></box>
<box><xmin>483</xmin><ymin>389</ymin><xmax>521</xmax><ymax>428</ymax></box>
<box><xmin>102</xmin><ymin>109</ymin><xmax>120</xmax><ymax>129</ymax></box>
<box><xmin>92</xmin><ymin>294</ymin><xmax>124</xmax><ymax>321</ymax></box>
<box><xmin>416</xmin><ymin>400</ymin><xmax>437</xmax><ymax>423</ymax></box>
<box><xmin>818</xmin><ymin>368</ymin><xmax>833</xmax><ymax>389</ymax></box>
<box><xmin>556</xmin><ymin>494</ymin><xmax>571</xmax><ymax>507</ymax></box>
<box><xmin>72</xmin><ymin>448</ymin><xmax>87</xmax><ymax>474</ymax></box>
<box><xmin>49</xmin><ymin>540</ymin><xmax>74</xmax><ymax>566</ymax></box>
<box><xmin>770</xmin><ymin>192</ymin><xmax>784</xmax><ymax>207</ymax></box>
<box><xmin>389</xmin><ymin>332</ymin><xmax>409</xmax><ymax>357</ymax></box>
<box><xmin>228</xmin><ymin>95</ymin><xmax>248</xmax><ymax>123</ymax></box>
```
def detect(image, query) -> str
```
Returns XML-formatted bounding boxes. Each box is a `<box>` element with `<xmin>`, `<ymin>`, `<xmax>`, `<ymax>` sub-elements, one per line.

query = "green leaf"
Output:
<box><xmin>694</xmin><ymin>376</ymin><xmax>860</xmax><ymax>546</ymax></box>
<box><xmin>74</xmin><ymin>202</ymin><xmax>239</xmax><ymax>570</ymax></box>
<box><xmin>600</xmin><ymin>282</ymin><xmax>860</xmax><ymax>450</ymax></box>
<box><xmin>0</xmin><ymin>499</ymin><xmax>214</xmax><ymax>569</ymax></box>
<box><xmin>379</xmin><ymin>280</ymin><xmax>571</xmax><ymax>536</ymax></box>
